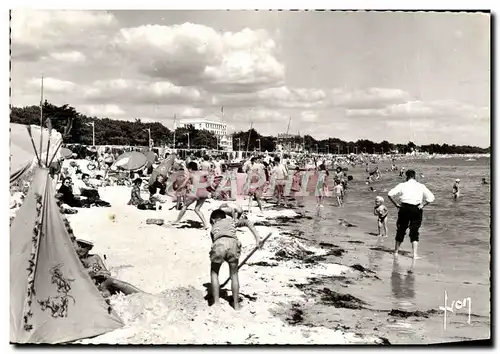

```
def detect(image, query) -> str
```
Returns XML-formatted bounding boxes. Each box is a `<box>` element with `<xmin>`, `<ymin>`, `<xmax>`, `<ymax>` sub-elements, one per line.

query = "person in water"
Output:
<box><xmin>452</xmin><ymin>179</ymin><xmax>460</xmax><ymax>200</ymax></box>
<box><xmin>482</xmin><ymin>178</ymin><xmax>488</xmax><ymax>185</ymax></box>
<box><xmin>387</xmin><ymin>169</ymin><xmax>435</xmax><ymax>259</ymax></box>
<box><xmin>374</xmin><ymin>196</ymin><xmax>389</xmax><ymax>238</ymax></box>
<box><xmin>333</xmin><ymin>179</ymin><xmax>344</xmax><ymax>207</ymax></box>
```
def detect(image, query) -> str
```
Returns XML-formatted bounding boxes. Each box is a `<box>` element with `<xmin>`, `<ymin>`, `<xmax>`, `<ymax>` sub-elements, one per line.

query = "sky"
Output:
<box><xmin>10</xmin><ymin>10</ymin><xmax>491</xmax><ymax>147</ymax></box>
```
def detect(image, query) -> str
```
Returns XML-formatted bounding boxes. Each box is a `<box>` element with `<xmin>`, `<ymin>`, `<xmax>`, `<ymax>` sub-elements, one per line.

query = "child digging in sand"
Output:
<box><xmin>219</xmin><ymin>202</ymin><xmax>246</xmax><ymax>220</ymax></box>
<box><xmin>374</xmin><ymin>196</ymin><xmax>388</xmax><ymax>237</ymax></box>
<box><xmin>209</xmin><ymin>209</ymin><xmax>262</xmax><ymax>310</ymax></box>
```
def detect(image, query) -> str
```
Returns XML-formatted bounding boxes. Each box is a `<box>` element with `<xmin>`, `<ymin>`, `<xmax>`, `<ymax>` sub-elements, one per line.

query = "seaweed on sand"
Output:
<box><xmin>319</xmin><ymin>288</ymin><xmax>368</xmax><ymax>310</ymax></box>
<box><xmin>286</xmin><ymin>303</ymin><xmax>305</xmax><ymax>325</ymax></box>
<box><xmin>327</xmin><ymin>248</ymin><xmax>346</xmax><ymax>257</ymax></box>
<box><xmin>247</xmin><ymin>261</ymin><xmax>278</xmax><ymax>267</ymax></box>
<box><xmin>350</xmin><ymin>264</ymin><xmax>376</xmax><ymax>274</ymax></box>
<box><xmin>318</xmin><ymin>242</ymin><xmax>341</xmax><ymax>248</ymax></box>
<box><xmin>388</xmin><ymin>309</ymin><xmax>440</xmax><ymax>318</ymax></box>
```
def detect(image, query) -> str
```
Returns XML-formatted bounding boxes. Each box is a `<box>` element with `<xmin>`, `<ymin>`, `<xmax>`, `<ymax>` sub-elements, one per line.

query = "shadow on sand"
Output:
<box><xmin>202</xmin><ymin>283</ymin><xmax>257</xmax><ymax>309</ymax></box>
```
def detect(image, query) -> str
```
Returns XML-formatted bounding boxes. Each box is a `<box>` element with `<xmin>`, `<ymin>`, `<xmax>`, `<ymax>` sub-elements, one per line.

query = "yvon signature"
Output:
<box><xmin>438</xmin><ymin>291</ymin><xmax>471</xmax><ymax>330</ymax></box>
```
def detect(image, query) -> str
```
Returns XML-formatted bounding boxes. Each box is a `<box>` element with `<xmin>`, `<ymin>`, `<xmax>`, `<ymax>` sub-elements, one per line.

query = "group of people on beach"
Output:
<box><xmin>39</xmin><ymin>147</ymin><xmax>491</xmax><ymax>311</ymax></box>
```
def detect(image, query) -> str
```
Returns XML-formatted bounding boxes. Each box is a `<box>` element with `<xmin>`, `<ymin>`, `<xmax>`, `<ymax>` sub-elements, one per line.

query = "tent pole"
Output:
<box><xmin>39</xmin><ymin>75</ymin><xmax>44</xmax><ymax>166</ymax></box>
<box><xmin>47</xmin><ymin>140</ymin><xmax>63</xmax><ymax>167</ymax></box>
<box><xmin>45</xmin><ymin>119</ymin><xmax>52</xmax><ymax>167</ymax></box>
<box><xmin>26</xmin><ymin>126</ymin><xmax>41</xmax><ymax>165</ymax></box>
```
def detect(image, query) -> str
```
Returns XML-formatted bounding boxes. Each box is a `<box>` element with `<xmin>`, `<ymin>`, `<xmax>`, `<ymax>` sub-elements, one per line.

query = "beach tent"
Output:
<box><xmin>10</xmin><ymin>123</ymin><xmax>64</xmax><ymax>183</ymax></box>
<box><xmin>10</xmin><ymin>123</ymin><xmax>123</xmax><ymax>343</ymax></box>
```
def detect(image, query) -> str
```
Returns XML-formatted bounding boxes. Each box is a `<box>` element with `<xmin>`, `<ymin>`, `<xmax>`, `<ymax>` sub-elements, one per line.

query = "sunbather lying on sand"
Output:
<box><xmin>75</xmin><ymin>239</ymin><xmax>142</xmax><ymax>298</ymax></box>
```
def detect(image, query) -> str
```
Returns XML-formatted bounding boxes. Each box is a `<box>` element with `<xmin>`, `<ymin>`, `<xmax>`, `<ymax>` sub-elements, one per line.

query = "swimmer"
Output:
<box><xmin>374</xmin><ymin>196</ymin><xmax>388</xmax><ymax>237</ymax></box>
<box><xmin>452</xmin><ymin>179</ymin><xmax>460</xmax><ymax>199</ymax></box>
<box><xmin>482</xmin><ymin>178</ymin><xmax>488</xmax><ymax>185</ymax></box>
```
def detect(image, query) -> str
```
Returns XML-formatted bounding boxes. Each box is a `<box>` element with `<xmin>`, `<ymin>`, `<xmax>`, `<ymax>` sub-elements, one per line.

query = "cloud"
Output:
<box><xmin>11</xmin><ymin>10</ymin><xmax>117</xmax><ymax>61</ymax></box>
<box><xmin>80</xmin><ymin>104</ymin><xmax>126</xmax><ymax>117</ymax></box>
<box><xmin>27</xmin><ymin>77</ymin><xmax>77</xmax><ymax>93</ymax></box>
<box><xmin>332</xmin><ymin>88</ymin><xmax>412</xmax><ymax>109</ymax></box>
<box><xmin>346</xmin><ymin>100</ymin><xmax>490</xmax><ymax>123</ymax></box>
<box><xmin>83</xmin><ymin>79</ymin><xmax>206</xmax><ymax>105</ymax></box>
<box><xmin>212</xmin><ymin>86</ymin><xmax>327</xmax><ymax>109</ymax></box>
<box><xmin>50</xmin><ymin>51</ymin><xmax>86</xmax><ymax>63</ymax></box>
<box><xmin>113</xmin><ymin>23</ymin><xmax>284</xmax><ymax>93</ymax></box>
<box><xmin>179</xmin><ymin>107</ymin><xmax>203</xmax><ymax>117</ymax></box>
<box><xmin>300</xmin><ymin>111</ymin><xmax>318</xmax><ymax>123</ymax></box>
<box><xmin>232</xmin><ymin>108</ymin><xmax>289</xmax><ymax>124</ymax></box>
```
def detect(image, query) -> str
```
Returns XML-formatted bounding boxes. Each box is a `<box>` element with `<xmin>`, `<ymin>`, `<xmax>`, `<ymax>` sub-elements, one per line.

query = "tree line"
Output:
<box><xmin>10</xmin><ymin>102</ymin><xmax>490</xmax><ymax>155</ymax></box>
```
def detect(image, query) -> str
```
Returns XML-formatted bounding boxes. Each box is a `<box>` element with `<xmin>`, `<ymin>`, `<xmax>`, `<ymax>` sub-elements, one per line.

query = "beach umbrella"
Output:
<box><xmin>145</xmin><ymin>150</ymin><xmax>157</xmax><ymax>168</ymax></box>
<box><xmin>113</xmin><ymin>151</ymin><xmax>148</xmax><ymax>171</ymax></box>
<box><xmin>149</xmin><ymin>154</ymin><xmax>176</xmax><ymax>185</ymax></box>
<box><xmin>60</xmin><ymin>147</ymin><xmax>73</xmax><ymax>159</ymax></box>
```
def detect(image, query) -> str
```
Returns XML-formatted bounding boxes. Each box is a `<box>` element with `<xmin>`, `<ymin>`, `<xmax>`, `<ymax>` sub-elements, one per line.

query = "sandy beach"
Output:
<box><xmin>60</xmin><ymin>185</ymin><xmax>388</xmax><ymax>345</ymax></box>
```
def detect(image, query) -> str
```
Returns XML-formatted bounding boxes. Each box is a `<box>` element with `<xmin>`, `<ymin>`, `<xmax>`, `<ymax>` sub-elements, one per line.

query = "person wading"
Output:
<box><xmin>387</xmin><ymin>169</ymin><xmax>435</xmax><ymax>259</ymax></box>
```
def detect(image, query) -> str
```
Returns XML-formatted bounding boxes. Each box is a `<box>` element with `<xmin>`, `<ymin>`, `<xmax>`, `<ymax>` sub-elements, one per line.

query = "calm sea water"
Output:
<box><xmin>293</xmin><ymin>156</ymin><xmax>491</xmax><ymax>343</ymax></box>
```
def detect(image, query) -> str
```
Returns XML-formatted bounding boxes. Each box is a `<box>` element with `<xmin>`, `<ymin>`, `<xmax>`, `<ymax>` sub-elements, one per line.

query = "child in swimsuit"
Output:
<box><xmin>374</xmin><ymin>196</ymin><xmax>388</xmax><ymax>237</ymax></box>
<box><xmin>333</xmin><ymin>180</ymin><xmax>344</xmax><ymax>207</ymax></box>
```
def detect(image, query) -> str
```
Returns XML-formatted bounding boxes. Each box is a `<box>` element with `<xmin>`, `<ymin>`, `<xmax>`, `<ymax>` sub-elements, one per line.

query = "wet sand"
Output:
<box><xmin>266</xmin><ymin>198</ymin><xmax>491</xmax><ymax>345</ymax></box>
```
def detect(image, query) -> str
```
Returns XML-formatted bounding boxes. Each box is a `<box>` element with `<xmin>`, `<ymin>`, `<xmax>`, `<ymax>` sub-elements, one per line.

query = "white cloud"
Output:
<box><xmin>80</xmin><ymin>104</ymin><xmax>125</xmax><ymax>117</ymax></box>
<box><xmin>11</xmin><ymin>10</ymin><xmax>117</xmax><ymax>61</ymax></box>
<box><xmin>332</xmin><ymin>88</ymin><xmax>412</xmax><ymax>109</ymax></box>
<box><xmin>179</xmin><ymin>107</ymin><xmax>203</xmax><ymax>117</ymax></box>
<box><xmin>346</xmin><ymin>100</ymin><xmax>490</xmax><ymax>123</ymax></box>
<box><xmin>27</xmin><ymin>77</ymin><xmax>77</xmax><ymax>93</ymax></box>
<box><xmin>83</xmin><ymin>79</ymin><xmax>206</xmax><ymax>105</ymax></box>
<box><xmin>300</xmin><ymin>111</ymin><xmax>318</xmax><ymax>123</ymax></box>
<box><xmin>50</xmin><ymin>51</ymin><xmax>86</xmax><ymax>63</ymax></box>
<box><xmin>212</xmin><ymin>86</ymin><xmax>327</xmax><ymax>109</ymax></box>
<box><xmin>113</xmin><ymin>23</ymin><xmax>284</xmax><ymax>93</ymax></box>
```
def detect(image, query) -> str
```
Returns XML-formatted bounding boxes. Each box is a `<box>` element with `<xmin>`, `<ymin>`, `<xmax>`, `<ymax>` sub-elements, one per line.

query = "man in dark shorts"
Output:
<box><xmin>387</xmin><ymin>169</ymin><xmax>435</xmax><ymax>259</ymax></box>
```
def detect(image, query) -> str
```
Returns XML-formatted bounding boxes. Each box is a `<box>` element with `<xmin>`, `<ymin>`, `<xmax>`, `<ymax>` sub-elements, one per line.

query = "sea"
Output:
<box><xmin>292</xmin><ymin>156</ymin><xmax>491</xmax><ymax>344</ymax></box>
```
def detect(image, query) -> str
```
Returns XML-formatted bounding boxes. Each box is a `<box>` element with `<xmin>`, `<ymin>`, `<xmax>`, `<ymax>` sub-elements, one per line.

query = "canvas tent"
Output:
<box><xmin>10</xmin><ymin>123</ymin><xmax>64</xmax><ymax>183</ymax></box>
<box><xmin>10</xmin><ymin>123</ymin><xmax>123</xmax><ymax>344</ymax></box>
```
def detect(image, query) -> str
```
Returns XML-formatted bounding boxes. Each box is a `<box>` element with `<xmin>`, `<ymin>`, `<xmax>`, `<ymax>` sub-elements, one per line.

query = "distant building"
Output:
<box><xmin>277</xmin><ymin>133</ymin><xmax>303</xmax><ymax>152</ymax></box>
<box><xmin>177</xmin><ymin>115</ymin><xmax>233</xmax><ymax>151</ymax></box>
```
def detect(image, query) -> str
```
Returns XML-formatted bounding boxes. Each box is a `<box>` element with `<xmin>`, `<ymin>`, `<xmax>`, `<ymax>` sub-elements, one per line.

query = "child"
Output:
<box><xmin>208</xmin><ymin>209</ymin><xmax>262</xmax><ymax>310</ymax></box>
<box><xmin>452</xmin><ymin>179</ymin><xmax>460</xmax><ymax>199</ymax></box>
<box><xmin>316</xmin><ymin>164</ymin><xmax>329</xmax><ymax>211</ymax></box>
<box><xmin>219</xmin><ymin>202</ymin><xmax>246</xmax><ymax>220</ymax></box>
<box><xmin>374</xmin><ymin>196</ymin><xmax>388</xmax><ymax>237</ymax></box>
<box><xmin>170</xmin><ymin>162</ymin><xmax>209</xmax><ymax>229</ymax></box>
<box><xmin>290</xmin><ymin>167</ymin><xmax>303</xmax><ymax>207</ymax></box>
<box><xmin>333</xmin><ymin>180</ymin><xmax>344</xmax><ymax>207</ymax></box>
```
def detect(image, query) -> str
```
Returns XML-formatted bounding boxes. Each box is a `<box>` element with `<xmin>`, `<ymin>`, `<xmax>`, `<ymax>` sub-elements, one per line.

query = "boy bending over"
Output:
<box><xmin>209</xmin><ymin>209</ymin><xmax>262</xmax><ymax>310</ymax></box>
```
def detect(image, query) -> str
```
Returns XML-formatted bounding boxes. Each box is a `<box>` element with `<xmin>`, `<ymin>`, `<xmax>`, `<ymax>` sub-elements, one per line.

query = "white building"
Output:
<box><xmin>177</xmin><ymin>115</ymin><xmax>233</xmax><ymax>151</ymax></box>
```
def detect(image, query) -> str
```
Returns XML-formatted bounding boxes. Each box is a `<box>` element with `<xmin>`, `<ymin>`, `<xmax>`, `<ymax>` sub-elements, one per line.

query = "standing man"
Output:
<box><xmin>387</xmin><ymin>169</ymin><xmax>435</xmax><ymax>259</ymax></box>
